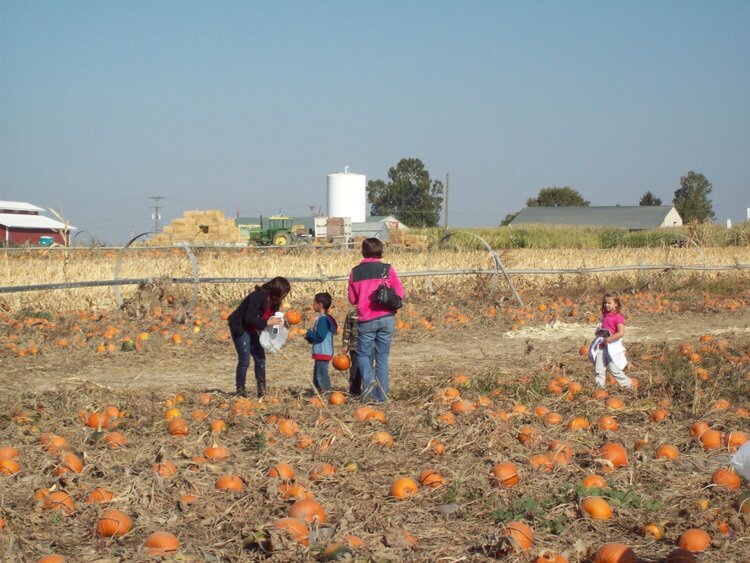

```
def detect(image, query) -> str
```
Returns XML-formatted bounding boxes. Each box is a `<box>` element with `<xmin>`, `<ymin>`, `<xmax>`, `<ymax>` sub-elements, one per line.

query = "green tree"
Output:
<box><xmin>367</xmin><ymin>158</ymin><xmax>443</xmax><ymax>227</ymax></box>
<box><xmin>673</xmin><ymin>171</ymin><xmax>715</xmax><ymax>222</ymax></box>
<box><xmin>526</xmin><ymin>187</ymin><xmax>590</xmax><ymax>207</ymax></box>
<box><xmin>639</xmin><ymin>191</ymin><xmax>663</xmax><ymax>206</ymax></box>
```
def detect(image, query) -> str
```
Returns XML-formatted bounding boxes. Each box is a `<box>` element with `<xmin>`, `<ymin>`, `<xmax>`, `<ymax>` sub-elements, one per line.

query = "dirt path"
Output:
<box><xmin>3</xmin><ymin>310</ymin><xmax>748</xmax><ymax>398</ymax></box>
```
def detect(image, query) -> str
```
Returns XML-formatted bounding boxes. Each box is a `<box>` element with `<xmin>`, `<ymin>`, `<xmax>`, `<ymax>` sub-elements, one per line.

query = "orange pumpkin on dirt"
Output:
<box><xmin>592</xmin><ymin>543</ymin><xmax>637</xmax><ymax>563</ymax></box>
<box><xmin>332</xmin><ymin>354</ymin><xmax>351</xmax><ymax>371</ymax></box>
<box><xmin>215</xmin><ymin>474</ymin><xmax>244</xmax><ymax>492</ymax></box>
<box><xmin>96</xmin><ymin>509</ymin><xmax>133</xmax><ymax>537</ymax></box>
<box><xmin>390</xmin><ymin>477</ymin><xmax>419</xmax><ymax>500</ymax></box>
<box><xmin>145</xmin><ymin>531</ymin><xmax>180</xmax><ymax>556</ymax></box>
<box><xmin>288</xmin><ymin>498</ymin><xmax>327</xmax><ymax>524</ymax></box>
<box><xmin>581</xmin><ymin>497</ymin><xmax>613</xmax><ymax>520</ymax></box>
<box><xmin>676</xmin><ymin>528</ymin><xmax>711</xmax><ymax>552</ymax></box>
<box><xmin>710</xmin><ymin>468</ymin><xmax>740</xmax><ymax>491</ymax></box>
<box><xmin>502</xmin><ymin>521</ymin><xmax>533</xmax><ymax>552</ymax></box>
<box><xmin>267</xmin><ymin>462</ymin><xmax>295</xmax><ymax>481</ymax></box>
<box><xmin>598</xmin><ymin>443</ymin><xmax>628</xmax><ymax>470</ymax></box>
<box><xmin>272</xmin><ymin>517</ymin><xmax>309</xmax><ymax>546</ymax></box>
<box><xmin>492</xmin><ymin>462</ymin><xmax>519</xmax><ymax>488</ymax></box>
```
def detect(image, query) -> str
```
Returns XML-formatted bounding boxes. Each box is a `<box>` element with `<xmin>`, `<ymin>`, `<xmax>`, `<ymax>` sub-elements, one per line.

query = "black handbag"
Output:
<box><xmin>372</xmin><ymin>264</ymin><xmax>403</xmax><ymax>310</ymax></box>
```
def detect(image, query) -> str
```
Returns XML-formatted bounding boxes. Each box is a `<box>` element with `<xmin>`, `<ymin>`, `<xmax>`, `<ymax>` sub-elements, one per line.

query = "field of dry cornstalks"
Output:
<box><xmin>1</xmin><ymin>244</ymin><xmax>747</xmax><ymax>312</ymax></box>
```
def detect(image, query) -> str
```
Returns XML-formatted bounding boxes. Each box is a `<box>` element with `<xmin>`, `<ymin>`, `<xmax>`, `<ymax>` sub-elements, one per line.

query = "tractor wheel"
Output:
<box><xmin>273</xmin><ymin>233</ymin><xmax>291</xmax><ymax>246</ymax></box>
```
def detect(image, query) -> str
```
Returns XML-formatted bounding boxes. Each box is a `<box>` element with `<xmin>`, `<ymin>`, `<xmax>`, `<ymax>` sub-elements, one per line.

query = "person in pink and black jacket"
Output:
<box><xmin>347</xmin><ymin>238</ymin><xmax>405</xmax><ymax>403</ymax></box>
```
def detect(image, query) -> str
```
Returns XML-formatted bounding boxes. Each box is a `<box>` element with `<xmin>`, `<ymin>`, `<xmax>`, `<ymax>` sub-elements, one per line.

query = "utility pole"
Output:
<box><xmin>150</xmin><ymin>196</ymin><xmax>164</xmax><ymax>233</ymax></box>
<box><xmin>443</xmin><ymin>173</ymin><xmax>449</xmax><ymax>235</ymax></box>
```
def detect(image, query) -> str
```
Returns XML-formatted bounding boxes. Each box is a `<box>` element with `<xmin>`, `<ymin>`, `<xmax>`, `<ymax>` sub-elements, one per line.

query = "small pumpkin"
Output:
<box><xmin>390</xmin><ymin>477</ymin><xmax>419</xmax><ymax>500</ymax></box>
<box><xmin>491</xmin><ymin>462</ymin><xmax>519</xmax><ymax>488</ymax></box>
<box><xmin>271</xmin><ymin>517</ymin><xmax>309</xmax><ymax>546</ymax></box>
<box><xmin>285</xmin><ymin>310</ymin><xmax>302</xmax><ymax>325</ymax></box>
<box><xmin>332</xmin><ymin>354</ymin><xmax>351</xmax><ymax>371</ymax></box>
<box><xmin>145</xmin><ymin>531</ymin><xmax>180</xmax><ymax>556</ymax></box>
<box><xmin>676</xmin><ymin>528</ymin><xmax>711</xmax><ymax>552</ymax></box>
<box><xmin>581</xmin><ymin>497</ymin><xmax>613</xmax><ymax>520</ymax></box>
<box><xmin>418</xmin><ymin>469</ymin><xmax>444</xmax><ymax>489</ymax></box>
<box><xmin>215</xmin><ymin>474</ymin><xmax>243</xmax><ymax>492</ymax></box>
<box><xmin>710</xmin><ymin>468</ymin><xmax>740</xmax><ymax>491</ymax></box>
<box><xmin>267</xmin><ymin>462</ymin><xmax>295</xmax><ymax>481</ymax></box>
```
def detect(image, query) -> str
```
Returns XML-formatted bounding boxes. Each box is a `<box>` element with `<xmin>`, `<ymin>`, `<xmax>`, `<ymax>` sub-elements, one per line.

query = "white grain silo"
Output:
<box><xmin>327</xmin><ymin>167</ymin><xmax>366</xmax><ymax>223</ymax></box>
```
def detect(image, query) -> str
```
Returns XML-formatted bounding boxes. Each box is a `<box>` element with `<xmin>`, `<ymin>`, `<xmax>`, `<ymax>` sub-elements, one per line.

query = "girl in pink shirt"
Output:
<box><xmin>594</xmin><ymin>292</ymin><xmax>632</xmax><ymax>389</ymax></box>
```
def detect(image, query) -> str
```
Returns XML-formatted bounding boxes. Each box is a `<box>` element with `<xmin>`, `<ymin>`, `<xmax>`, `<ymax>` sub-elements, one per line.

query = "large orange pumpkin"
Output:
<box><xmin>203</xmin><ymin>445</ymin><xmax>229</xmax><ymax>461</ymax></box>
<box><xmin>96</xmin><ymin>509</ymin><xmax>133</xmax><ymax>537</ymax></box>
<box><xmin>332</xmin><ymin>354</ymin><xmax>351</xmax><ymax>371</ymax></box>
<box><xmin>419</xmin><ymin>469</ymin><xmax>444</xmax><ymax>489</ymax></box>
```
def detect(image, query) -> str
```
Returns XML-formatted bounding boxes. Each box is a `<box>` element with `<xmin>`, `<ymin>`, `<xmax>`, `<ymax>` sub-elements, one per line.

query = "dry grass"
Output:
<box><xmin>0</xmin><ymin>245</ymin><xmax>747</xmax><ymax>312</ymax></box>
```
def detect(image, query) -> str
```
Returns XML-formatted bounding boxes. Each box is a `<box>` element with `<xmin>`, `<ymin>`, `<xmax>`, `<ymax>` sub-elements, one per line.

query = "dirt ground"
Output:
<box><xmin>3</xmin><ymin>310</ymin><xmax>748</xmax><ymax>397</ymax></box>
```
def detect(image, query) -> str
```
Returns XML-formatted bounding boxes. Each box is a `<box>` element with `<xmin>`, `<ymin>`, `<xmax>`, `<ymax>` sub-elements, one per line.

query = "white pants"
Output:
<box><xmin>595</xmin><ymin>349</ymin><xmax>632</xmax><ymax>388</ymax></box>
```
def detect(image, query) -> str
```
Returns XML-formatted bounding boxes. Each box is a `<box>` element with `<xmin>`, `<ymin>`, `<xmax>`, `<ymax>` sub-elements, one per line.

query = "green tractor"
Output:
<box><xmin>248</xmin><ymin>215</ymin><xmax>298</xmax><ymax>246</ymax></box>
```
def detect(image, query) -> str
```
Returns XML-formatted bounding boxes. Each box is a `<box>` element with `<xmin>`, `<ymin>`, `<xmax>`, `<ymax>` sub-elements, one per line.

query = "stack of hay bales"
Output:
<box><xmin>149</xmin><ymin>210</ymin><xmax>242</xmax><ymax>245</ymax></box>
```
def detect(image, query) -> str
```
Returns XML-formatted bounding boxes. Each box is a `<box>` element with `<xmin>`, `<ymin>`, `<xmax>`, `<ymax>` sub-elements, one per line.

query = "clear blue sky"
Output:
<box><xmin>2</xmin><ymin>1</ymin><xmax>748</xmax><ymax>243</ymax></box>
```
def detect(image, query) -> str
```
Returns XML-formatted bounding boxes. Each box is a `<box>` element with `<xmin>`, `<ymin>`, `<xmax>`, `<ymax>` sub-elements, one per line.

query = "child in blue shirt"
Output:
<box><xmin>305</xmin><ymin>292</ymin><xmax>338</xmax><ymax>394</ymax></box>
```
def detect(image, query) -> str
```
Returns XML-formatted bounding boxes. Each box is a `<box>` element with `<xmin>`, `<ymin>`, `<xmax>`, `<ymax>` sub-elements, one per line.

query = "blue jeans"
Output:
<box><xmin>232</xmin><ymin>331</ymin><xmax>265</xmax><ymax>390</ymax></box>
<box><xmin>313</xmin><ymin>360</ymin><xmax>331</xmax><ymax>393</ymax></box>
<box><xmin>357</xmin><ymin>315</ymin><xmax>395</xmax><ymax>403</ymax></box>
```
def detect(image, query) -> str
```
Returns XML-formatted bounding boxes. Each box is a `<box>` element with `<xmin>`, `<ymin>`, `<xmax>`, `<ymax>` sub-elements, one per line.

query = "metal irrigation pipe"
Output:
<box><xmin>426</xmin><ymin>230</ymin><xmax>524</xmax><ymax>306</ymax></box>
<box><xmin>1</xmin><ymin>263</ymin><xmax>748</xmax><ymax>295</ymax></box>
<box><xmin>113</xmin><ymin>232</ymin><xmax>200</xmax><ymax>308</ymax></box>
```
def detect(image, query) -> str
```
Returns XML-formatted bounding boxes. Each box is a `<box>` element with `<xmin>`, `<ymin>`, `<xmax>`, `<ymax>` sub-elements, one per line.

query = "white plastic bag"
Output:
<box><xmin>731</xmin><ymin>440</ymin><xmax>750</xmax><ymax>481</ymax></box>
<box><xmin>259</xmin><ymin>325</ymin><xmax>288</xmax><ymax>354</ymax></box>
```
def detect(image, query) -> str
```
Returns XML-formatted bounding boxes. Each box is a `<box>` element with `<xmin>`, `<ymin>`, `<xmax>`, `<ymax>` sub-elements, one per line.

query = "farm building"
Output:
<box><xmin>0</xmin><ymin>200</ymin><xmax>76</xmax><ymax>246</ymax></box>
<box><xmin>509</xmin><ymin>206</ymin><xmax>683</xmax><ymax>230</ymax></box>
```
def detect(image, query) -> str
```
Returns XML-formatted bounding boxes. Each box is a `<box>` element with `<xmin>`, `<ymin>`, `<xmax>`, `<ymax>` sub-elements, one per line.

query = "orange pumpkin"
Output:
<box><xmin>598</xmin><ymin>443</ymin><xmax>628</xmax><ymax>470</ymax></box>
<box><xmin>390</xmin><ymin>477</ymin><xmax>419</xmax><ymax>500</ymax></box>
<box><xmin>655</xmin><ymin>444</ymin><xmax>680</xmax><ymax>460</ymax></box>
<box><xmin>710</xmin><ymin>468</ymin><xmax>740</xmax><ymax>491</ymax></box>
<box><xmin>203</xmin><ymin>445</ymin><xmax>229</xmax><ymax>461</ymax></box>
<box><xmin>676</xmin><ymin>529</ymin><xmax>711</xmax><ymax>552</ymax></box>
<box><xmin>85</xmin><ymin>487</ymin><xmax>114</xmax><ymax>504</ymax></box>
<box><xmin>145</xmin><ymin>531</ymin><xmax>180</xmax><ymax>556</ymax></box>
<box><xmin>581</xmin><ymin>497</ymin><xmax>613</xmax><ymax>520</ymax></box>
<box><xmin>328</xmin><ymin>391</ymin><xmax>347</xmax><ymax>405</ymax></box>
<box><xmin>167</xmin><ymin>418</ymin><xmax>189</xmax><ymax>437</ymax></box>
<box><xmin>492</xmin><ymin>462</ymin><xmax>519</xmax><ymax>488</ymax></box>
<box><xmin>288</xmin><ymin>498</ymin><xmax>327</xmax><ymax>524</ymax></box>
<box><xmin>581</xmin><ymin>474</ymin><xmax>608</xmax><ymax>490</ymax></box>
<box><xmin>332</xmin><ymin>354</ymin><xmax>351</xmax><ymax>371</ymax></box>
<box><xmin>96</xmin><ymin>509</ymin><xmax>133</xmax><ymax>537</ymax></box>
<box><xmin>535</xmin><ymin>552</ymin><xmax>569</xmax><ymax>563</ymax></box>
<box><xmin>699</xmin><ymin>429</ymin><xmax>722</xmax><ymax>450</ymax></box>
<box><xmin>592</xmin><ymin>543</ymin><xmax>637</xmax><ymax>563</ymax></box>
<box><xmin>371</xmin><ymin>431</ymin><xmax>394</xmax><ymax>447</ymax></box>
<box><xmin>43</xmin><ymin>491</ymin><xmax>76</xmax><ymax>514</ymax></box>
<box><xmin>215</xmin><ymin>475</ymin><xmax>243</xmax><ymax>492</ymax></box>
<box><xmin>153</xmin><ymin>461</ymin><xmax>178</xmax><ymax>478</ymax></box>
<box><xmin>272</xmin><ymin>517</ymin><xmax>309</xmax><ymax>546</ymax></box>
<box><xmin>502</xmin><ymin>521</ymin><xmax>533</xmax><ymax>552</ymax></box>
<box><xmin>103</xmin><ymin>432</ymin><xmax>127</xmax><ymax>449</ymax></box>
<box><xmin>267</xmin><ymin>462</ymin><xmax>295</xmax><ymax>481</ymax></box>
<box><xmin>0</xmin><ymin>446</ymin><xmax>20</xmax><ymax>460</ymax></box>
<box><xmin>419</xmin><ymin>469</ymin><xmax>444</xmax><ymax>489</ymax></box>
<box><xmin>598</xmin><ymin>416</ymin><xmax>619</xmax><ymax>431</ymax></box>
<box><xmin>285</xmin><ymin>310</ymin><xmax>302</xmax><ymax>325</ymax></box>
<box><xmin>0</xmin><ymin>459</ymin><xmax>21</xmax><ymax>475</ymax></box>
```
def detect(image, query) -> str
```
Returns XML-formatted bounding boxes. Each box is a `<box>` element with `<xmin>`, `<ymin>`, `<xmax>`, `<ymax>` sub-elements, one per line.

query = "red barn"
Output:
<box><xmin>0</xmin><ymin>201</ymin><xmax>76</xmax><ymax>246</ymax></box>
